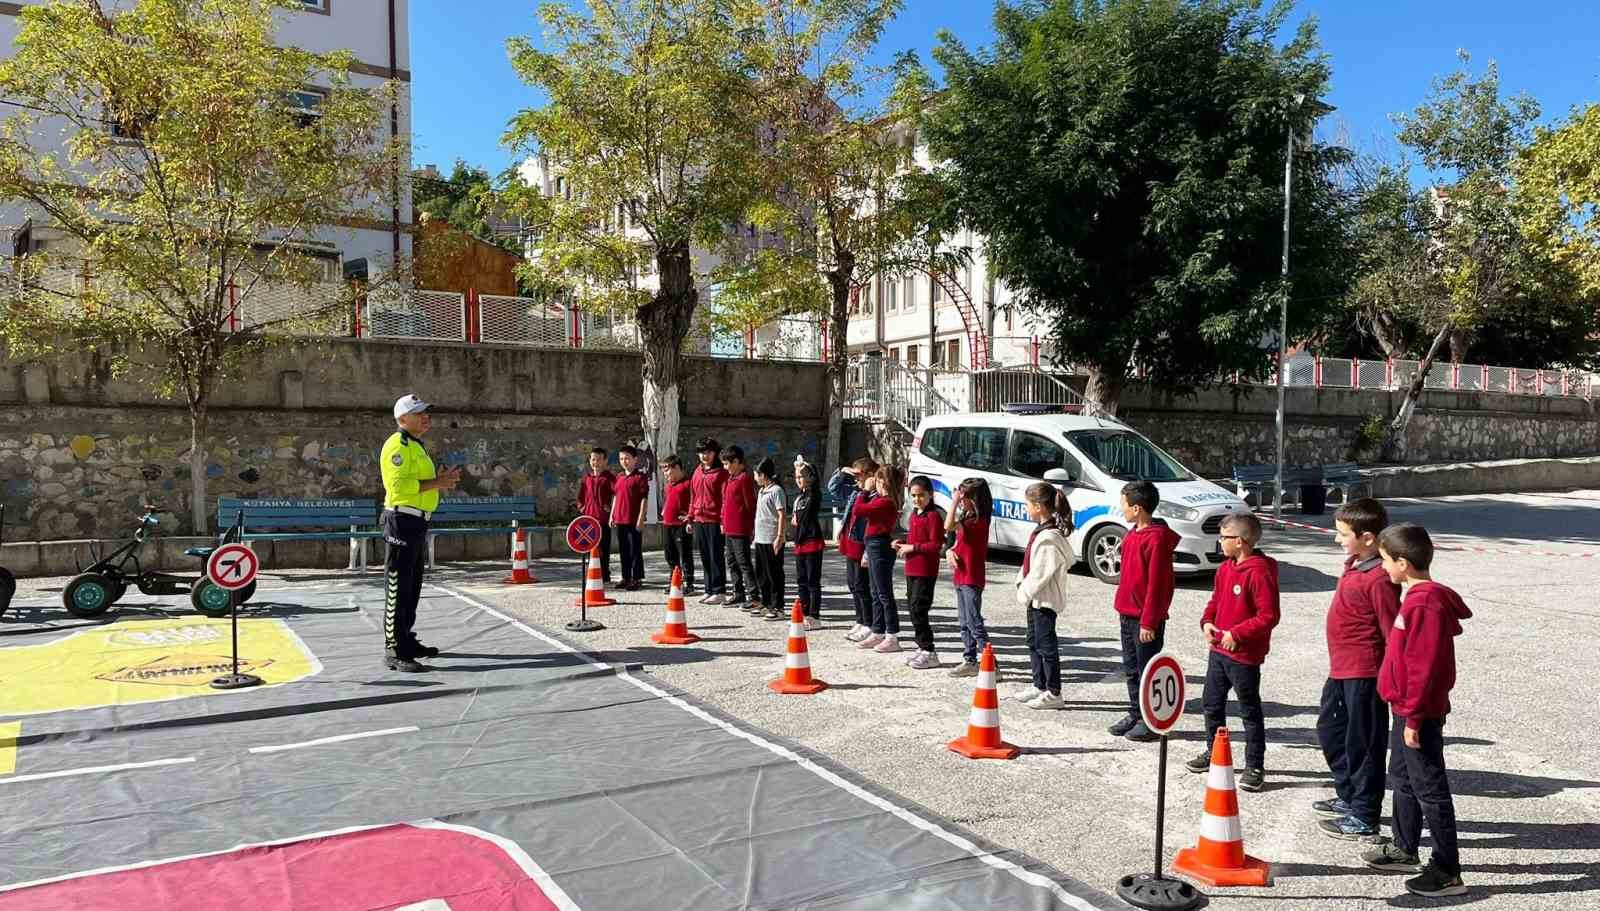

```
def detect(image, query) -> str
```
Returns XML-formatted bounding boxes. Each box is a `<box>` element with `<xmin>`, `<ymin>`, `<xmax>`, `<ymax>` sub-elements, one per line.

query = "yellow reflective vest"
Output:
<box><xmin>380</xmin><ymin>430</ymin><xmax>439</xmax><ymax>512</ymax></box>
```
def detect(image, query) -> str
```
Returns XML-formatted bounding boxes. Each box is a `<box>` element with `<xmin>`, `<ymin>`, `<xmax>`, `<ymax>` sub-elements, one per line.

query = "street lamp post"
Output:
<box><xmin>1273</xmin><ymin>100</ymin><xmax>1297</xmax><ymax>521</ymax></box>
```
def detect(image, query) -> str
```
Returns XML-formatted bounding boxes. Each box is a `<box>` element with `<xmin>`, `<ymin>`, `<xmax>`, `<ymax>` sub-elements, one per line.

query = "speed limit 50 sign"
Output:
<box><xmin>1138</xmin><ymin>651</ymin><xmax>1187</xmax><ymax>736</ymax></box>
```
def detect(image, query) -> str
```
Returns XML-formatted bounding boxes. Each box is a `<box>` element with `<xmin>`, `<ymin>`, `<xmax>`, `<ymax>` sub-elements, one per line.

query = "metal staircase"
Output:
<box><xmin>928</xmin><ymin>271</ymin><xmax>989</xmax><ymax>369</ymax></box>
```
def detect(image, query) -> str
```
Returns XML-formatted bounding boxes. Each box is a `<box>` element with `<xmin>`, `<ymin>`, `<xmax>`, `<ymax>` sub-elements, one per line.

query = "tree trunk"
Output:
<box><xmin>1384</xmin><ymin>320</ymin><xmax>1453</xmax><ymax>461</ymax></box>
<box><xmin>1084</xmin><ymin>359</ymin><xmax>1127</xmax><ymax>417</ymax></box>
<box><xmin>823</xmin><ymin>256</ymin><xmax>853</xmax><ymax>494</ymax></box>
<box><xmin>639</xmin><ymin>242</ymin><xmax>696</xmax><ymax>463</ymax></box>
<box><xmin>188</xmin><ymin>403</ymin><xmax>208</xmax><ymax>535</ymax></box>
<box><xmin>1448</xmin><ymin>326</ymin><xmax>1469</xmax><ymax>365</ymax></box>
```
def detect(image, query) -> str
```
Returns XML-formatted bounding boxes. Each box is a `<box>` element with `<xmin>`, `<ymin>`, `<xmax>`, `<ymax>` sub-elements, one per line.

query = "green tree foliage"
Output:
<box><xmin>1519</xmin><ymin>101</ymin><xmax>1600</xmax><ymax>302</ymax></box>
<box><xmin>915</xmin><ymin>0</ymin><xmax>1353</xmax><ymax>413</ymax></box>
<box><xmin>0</xmin><ymin>0</ymin><xmax>400</xmax><ymax>532</ymax></box>
<box><xmin>500</xmin><ymin>0</ymin><xmax>761</xmax><ymax>460</ymax></box>
<box><xmin>414</xmin><ymin>161</ymin><xmax>507</xmax><ymax>246</ymax></box>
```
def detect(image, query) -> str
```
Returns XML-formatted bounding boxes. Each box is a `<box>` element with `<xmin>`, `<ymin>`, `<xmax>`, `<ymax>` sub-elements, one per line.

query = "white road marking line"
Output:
<box><xmin>248</xmin><ymin>726</ymin><xmax>419</xmax><ymax>754</ymax></box>
<box><xmin>0</xmin><ymin>756</ymin><xmax>194</xmax><ymax>784</ymax></box>
<box><xmin>433</xmin><ymin>583</ymin><xmax>1104</xmax><ymax>911</ymax></box>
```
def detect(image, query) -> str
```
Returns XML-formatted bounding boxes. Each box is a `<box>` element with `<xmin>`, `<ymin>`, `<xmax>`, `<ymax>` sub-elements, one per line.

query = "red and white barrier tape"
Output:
<box><xmin>1253</xmin><ymin>512</ymin><xmax>1600</xmax><ymax>560</ymax></box>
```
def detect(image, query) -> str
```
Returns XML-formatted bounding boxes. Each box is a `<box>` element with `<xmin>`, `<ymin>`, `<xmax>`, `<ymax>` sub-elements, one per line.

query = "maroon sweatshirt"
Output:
<box><xmin>611</xmin><ymin>469</ymin><xmax>649</xmax><ymax>526</ymax></box>
<box><xmin>689</xmin><ymin>463</ymin><xmax>726</xmax><ymax>524</ymax></box>
<box><xmin>578</xmin><ymin>470</ymin><xmax>615</xmax><ymax>525</ymax></box>
<box><xmin>1200</xmin><ymin>552</ymin><xmax>1282</xmax><ymax>666</ymax></box>
<box><xmin>856</xmin><ymin>493</ymin><xmax>900</xmax><ymax>538</ymax></box>
<box><xmin>1114</xmin><ymin>523</ymin><xmax>1180</xmax><ymax>628</ymax></box>
<box><xmin>1379</xmin><ymin>581</ymin><xmax>1472</xmax><ymax>727</ymax></box>
<box><xmin>720</xmin><ymin>470</ymin><xmax>757</xmax><ymax>538</ymax></box>
<box><xmin>661</xmin><ymin>477</ymin><xmax>692</xmax><ymax>527</ymax></box>
<box><xmin>951</xmin><ymin>515</ymin><xmax>990</xmax><ymax>589</ymax></box>
<box><xmin>903</xmin><ymin>505</ymin><xmax>945</xmax><ymax>577</ymax></box>
<box><xmin>1325</xmin><ymin>555</ymin><xmax>1402</xmax><ymax>679</ymax></box>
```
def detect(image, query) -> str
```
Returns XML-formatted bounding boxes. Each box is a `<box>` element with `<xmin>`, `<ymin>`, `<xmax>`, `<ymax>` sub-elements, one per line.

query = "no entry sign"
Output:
<box><xmin>566</xmin><ymin>516</ymin><xmax>602</xmax><ymax>554</ymax></box>
<box><xmin>1138</xmin><ymin>652</ymin><xmax>1187</xmax><ymax>737</ymax></box>
<box><xmin>206</xmin><ymin>544</ymin><xmax>259</xmax><ymax>591</ymax></box>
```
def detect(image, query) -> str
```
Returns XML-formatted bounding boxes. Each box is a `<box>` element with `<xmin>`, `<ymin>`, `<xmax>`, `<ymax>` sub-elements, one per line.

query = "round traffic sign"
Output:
<box><xmin>206</xmin><ymin>543</ymin><xmax>259</xmax><ymax>591</ymax></box>
<box><xmin>1138</xmin><ymin>651</ymin><xmax>1187</xmax><ymax>736</ymax></box>
<box><xmin>566</xmin><ymin>516</ymin><xmax>602</xmax><ymax>554</ymax></box>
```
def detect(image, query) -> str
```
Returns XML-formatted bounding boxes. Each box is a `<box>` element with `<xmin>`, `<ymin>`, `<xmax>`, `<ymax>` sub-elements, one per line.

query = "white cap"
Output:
<box><xmin>393</xmin><ymin>393</ymin><xmax>430</xmax><ymax>420</ymax></box>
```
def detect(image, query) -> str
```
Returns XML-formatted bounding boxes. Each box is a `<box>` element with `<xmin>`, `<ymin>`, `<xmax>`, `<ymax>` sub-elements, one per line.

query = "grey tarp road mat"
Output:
<box><xmin>0</xmin><ymin>581</ymin><xmax>1119</xmax><ymax>910</ymax></box>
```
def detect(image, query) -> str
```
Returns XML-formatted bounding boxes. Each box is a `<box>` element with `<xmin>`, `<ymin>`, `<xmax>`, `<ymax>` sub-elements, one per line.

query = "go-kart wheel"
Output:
<box><xmin>0</xmin><ymin>567</ymin><xmax>15</xmax><ymax>619</ymax></box>
<box><xmin>191</xmin><ymin>579</ymin><xmax>235</xmax><ymax>617</ymax></box>
<box><xmin>238</xmin><ymin>580</ymin><xmax>257</xmax><ymax>604</ymax></box>
<box><xmin>107</xmin><ymin>581</ymin><xmax>127</xmax><ymax>605</ymax></box>
<box><xmin>63</xmin><ymin>573</ymin><xmax>115</xmax><ymax>618</ymax></box>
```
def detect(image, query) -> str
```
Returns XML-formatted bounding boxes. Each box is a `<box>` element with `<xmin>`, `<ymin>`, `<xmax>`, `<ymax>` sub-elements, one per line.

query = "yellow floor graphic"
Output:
<box><xmin>0</xmin><ymin>617</ymin><xmax>321</xmax><ymax>717</ymax></box>
<box><xmin>0</xmin><ymin>721</ymin><xmax>17</xmax><ymax>774</ymax></box>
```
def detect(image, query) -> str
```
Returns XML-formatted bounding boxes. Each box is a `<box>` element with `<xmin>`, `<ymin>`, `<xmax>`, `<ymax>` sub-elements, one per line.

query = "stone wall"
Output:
<box><xmin>1</xmin><ymin>339</ymin><xmax>830</xmax><ymax>540</ymax></box>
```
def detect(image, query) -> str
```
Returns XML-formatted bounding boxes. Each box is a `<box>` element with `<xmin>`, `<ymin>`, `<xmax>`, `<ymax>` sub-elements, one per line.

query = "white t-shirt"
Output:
<box><xmin>754</xmin><ymin>483</ymin><xmax>786</xmax><ymax>544</ymax></box>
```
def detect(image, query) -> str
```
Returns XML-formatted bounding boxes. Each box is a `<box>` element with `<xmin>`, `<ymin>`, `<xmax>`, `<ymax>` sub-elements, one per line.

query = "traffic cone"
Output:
<box><xmin>573</xmin><ymin>546</ymin><xmax>616</xmax><ymax>607</ymax></box>
<box><xmin>1172</xmin><ymin>728</ymin><xmax>1272</xmax><ymax>887</ymax></box>
<box><xmin>768</xmin><ymin>600</ymin><xmax>827</xmax><ymax>695</ymax></box>
<box><xmin>947</xmin><ymin>644</ymin><xmax>1021</xmax><ymax>760</ymax></box>
<box><xmin>650</xmin><ymin>567</ymin><xmax>700</xmax><ymax>645</ymax></box>
<box><xmin>503</xmin><ymin>528</ymin><xmax>539</xmax><ymax>585</ymax></box>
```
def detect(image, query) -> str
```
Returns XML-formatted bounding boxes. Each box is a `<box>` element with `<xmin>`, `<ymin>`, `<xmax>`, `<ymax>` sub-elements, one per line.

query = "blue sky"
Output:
<box><xmin>411</xmin><ymin>1</ymin><xmax>1600</xmax><ymax>178</ymax></box>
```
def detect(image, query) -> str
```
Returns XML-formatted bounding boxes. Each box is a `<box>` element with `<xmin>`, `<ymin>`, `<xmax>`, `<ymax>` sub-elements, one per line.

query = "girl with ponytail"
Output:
<box><xmin>853</xmin><ymin>464</ymin><xmax>907</xmax><ymax>653</ymax></box>
<box><xmin>1014</xmin><ymin>481</ymin><xmax>1075</xmax><ymax>709</ymax></box>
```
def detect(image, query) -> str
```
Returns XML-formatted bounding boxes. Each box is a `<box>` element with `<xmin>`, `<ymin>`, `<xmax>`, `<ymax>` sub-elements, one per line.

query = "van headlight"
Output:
<box><xmin>1154</xmin><ymin>501</ymin><xmax>1198</xmax><ymax>523</ymax></box>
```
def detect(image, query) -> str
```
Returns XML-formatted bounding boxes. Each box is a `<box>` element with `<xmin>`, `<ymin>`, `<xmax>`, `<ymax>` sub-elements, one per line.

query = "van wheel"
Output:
<box><xmin>1085</xmin><ymin>525</ymin><xmax>1125</xmax><ymax>585</ymax></box>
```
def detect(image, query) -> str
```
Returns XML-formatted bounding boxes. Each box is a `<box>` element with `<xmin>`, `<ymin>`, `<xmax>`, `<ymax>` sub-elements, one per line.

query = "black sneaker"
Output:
<box><xmin>405</xmin><ymin>641</ymin><xmax>440</xmax><ymax>659</ymax></box>
<box><xmin>384</xmin><ymin>655</ymin><xmax>427</xmax><ymax>673</ymax></box>
<box><xmin>1362</xmin><ymin>842</ymin><xmax>1423</xmax><ymax>873</ymax></box>
<box><xmin>1319</xmin><ymin>815</ymin><xmax>1380</xmax><ymax>842</ymax></box>
<box><xmin>1107</xmin><ymin>714</ymin><xmax>1139</xmax><ymax>737</ymax></box>
<box><xmin>1313</xmin><ymin>798</ymin><xmax>1353</xmax><ymax>818</ymax></box>
<box><xmin>1405</xmin><ymin>866</ymin><xmax>1467</xmax><ymax>898</ymax></box>
<box><xmin>1185</xmin><ymin>750</ymin><xmax>1213</xmax><ymax>773</ymax></box>
<box><xmin>1124</xmin><ymin>721</ymin><xmax>1160</xmax><ymax>743</ymax></box>
<box><xmin>1238</xmin><ymin>768</ymin><xmax>1265</xmax><ymax>792</ymax></box>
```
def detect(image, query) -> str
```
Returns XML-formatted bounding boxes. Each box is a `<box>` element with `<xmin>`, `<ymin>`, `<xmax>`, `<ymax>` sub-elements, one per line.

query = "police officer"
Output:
<box><xmin>381</xmin><ymin>393</ymin><xmax>461</xmax><ymax>672</ymax></box>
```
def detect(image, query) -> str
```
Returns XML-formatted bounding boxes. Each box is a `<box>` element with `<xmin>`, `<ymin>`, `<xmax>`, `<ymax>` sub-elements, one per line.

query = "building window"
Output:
<box><xmin>864</xmin><ymin>284</ymin><xmax>873</xmax><ymax>315</ymax></box>
<box><xmin>888</xmin><ymin>347</ymin><xmax>899</xmax><ymax>363</ymax></box>
<box><xmin>1005</xmin><ymin>306</ymin><xmax>1013</xmax><ymax>331</ymax></box>
<box><xmin>299</xmin><ymin>0</ymin><xmax>330</xmax><ymax>12</ymax></box>
<box><xmin>903</xmin><ymin>275</ymin><xmax>915</xmax><ymax>314</ymax></box>
<box><xmin>885</xmin><ymin>279</ymin><xmax>897</xmax><ymax>312</ymax></box>
<box><xmin>962</xmin><ymin>263</ymin><xmax>972</xmax><ymax>294</ymax></box>
<box><xmin>906</xmin><ymin>344</ymin><xmax>919</xmax><ymax>367</ymax></box>
<box><xmin>946</xmin><ymin>339</ymin><xmax>960</xmax><ymax>369</ymax></box>
<box><xmin>285</xmin><ymin>89</ymin><xmax>326</xmax><ymax>128</ymax></box>
<box><xmin>931</xmin><ymin>275</ymin><xmax>942</xmax><ymax>305</ymax></box>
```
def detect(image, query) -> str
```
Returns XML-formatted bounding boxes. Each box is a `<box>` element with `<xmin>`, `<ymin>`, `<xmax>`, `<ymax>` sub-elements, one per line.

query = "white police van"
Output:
<box><xmin>907</xmin><ymin>404</ymin><xmax>1249</xmax><ymax>584</ymax></box>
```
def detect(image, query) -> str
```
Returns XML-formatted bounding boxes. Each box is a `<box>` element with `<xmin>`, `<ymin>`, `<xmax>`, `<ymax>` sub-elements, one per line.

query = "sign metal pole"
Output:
<box><xmin>1117</xmin><ymin>653</ymin><xmax>1203</xmax><ymax>911</ymax></box>
<box><xmin>211</xmin><ymin>511</ymin><xmax>264</xmax><ymax>690</ymax></box>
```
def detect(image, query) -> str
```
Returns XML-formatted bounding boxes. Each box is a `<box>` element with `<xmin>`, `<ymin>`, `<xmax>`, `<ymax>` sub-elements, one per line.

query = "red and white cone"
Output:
<box><xmin>573</xmin><ymin>546</ymin><xmax>616</xmax><ymax>607</ymax></box>
<box><xmin>768</xmin><ymin>600</ymin><xmax>827</xmax><ymax>694</ymax></box>
<box><xmin>650</xmin><ymin>567</ymin><xmax>700</xmax><ymax>645</ymax></box>
<box><xmin>947</xmin><ymin>643</ymin><xmax>1020</xmax><ymax>759</ymax></box>
<box><xmin>503</xmin><ymin>528</ymin><xmax>538</xmax><ymax>584</ymax></box>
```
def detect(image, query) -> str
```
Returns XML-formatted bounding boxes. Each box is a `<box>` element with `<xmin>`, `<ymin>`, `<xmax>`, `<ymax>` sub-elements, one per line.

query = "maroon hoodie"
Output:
<box><xmin>1200</xmin><ymin>552</ymin><xmax>1281</xmax><ymax>665</ymax></box>
<box><xmin>1379</xmin><ymin>581</ymin><xmax>1472</xmax><ymax>727</ymax></box>
<box><xmin>720</xmin><ymin>470</ymin><xmax>757</xmax><ymax>538</ymax></box>
<box><xmin>1114</xmin><ymin>522</ymin><xmax>1181</xmax><ymax>628</ymax></box>
<box><xmin>689</xmin><ymin>463</ymin><xmax>727</xmax><ymax>524</ymax></box>
<box><xmin>1325</xmin><ymin>555</ymin><xmax>1402</xmax><ymax>679</ymax></box>
<box><xmin>903</xmin><ymin>505</ymin><xmax>946</xmax><ymax>577</ymax></box>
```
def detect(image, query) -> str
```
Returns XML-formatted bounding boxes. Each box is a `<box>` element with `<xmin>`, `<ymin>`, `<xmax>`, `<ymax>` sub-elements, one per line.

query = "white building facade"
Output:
<box><xmin>0</xmin><ymin>0</ymin><xmax>413</xmax><ymax>282</ymax></box>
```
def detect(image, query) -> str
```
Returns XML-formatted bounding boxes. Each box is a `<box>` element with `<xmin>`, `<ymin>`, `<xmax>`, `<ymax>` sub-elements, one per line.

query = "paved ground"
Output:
<box><xmin>7</xmin><ymin>489</ymin><xmax>1599</xmax><ymax>908</ymax></box>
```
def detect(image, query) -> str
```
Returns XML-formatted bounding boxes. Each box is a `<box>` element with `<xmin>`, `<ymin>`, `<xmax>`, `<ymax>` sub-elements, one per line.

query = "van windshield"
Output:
<box><xmin>1065</xmin><ymin>429</ymin><xmax>1193</xmax><ymax>483</ymax></box>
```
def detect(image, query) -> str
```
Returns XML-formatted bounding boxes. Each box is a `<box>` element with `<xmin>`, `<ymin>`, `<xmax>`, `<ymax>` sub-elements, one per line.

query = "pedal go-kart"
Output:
<box><xmin>61</xmin><ymin>509</ymin><xmax>257</xmax><ymax>619</ymax></box>
<box><xmin>0</xmin><ymin>504</ymin><xmax>15</xmax><ymax>620</ymax></box>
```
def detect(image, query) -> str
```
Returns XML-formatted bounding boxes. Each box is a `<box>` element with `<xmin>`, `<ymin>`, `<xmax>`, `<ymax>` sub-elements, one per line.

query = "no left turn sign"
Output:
<box><xmin>206</xmin><ymin>543</ymin><xmax>259</xmax><ymax>591</ymax></box>
<box><xmin>1138</xmin><ymin>651</ymin><xmax>1187</xmax><ymax>737</ymax></box>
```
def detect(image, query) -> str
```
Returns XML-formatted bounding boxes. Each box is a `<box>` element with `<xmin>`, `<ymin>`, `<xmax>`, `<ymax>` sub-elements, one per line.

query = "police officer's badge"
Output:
<box><xmin>391</xmin><ymin>453</ymin><xmax>404</xmax><ymax>466</ymax></box>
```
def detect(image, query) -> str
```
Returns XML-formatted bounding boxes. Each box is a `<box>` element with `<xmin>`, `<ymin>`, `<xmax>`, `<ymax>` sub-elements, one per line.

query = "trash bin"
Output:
<box><xmin>1300</xmin><ymin>484</ymin><xmax>1327</xmax><ymax>516</ymax></box>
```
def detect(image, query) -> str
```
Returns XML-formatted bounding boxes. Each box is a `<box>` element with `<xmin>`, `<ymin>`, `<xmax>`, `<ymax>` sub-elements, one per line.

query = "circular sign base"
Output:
<box><xmin>565</xmin><ymin>618</ymin><xmax>605</xmax><ymax>633</ymax></box>
<box><xmin>1116</xmin><ymin>873</ymin><xmax>1204</xmax><ymax>911</ymax></box>
<box><xmin>210</xmin><ymin>672</ymin><xmax>265</xmax><ymax>691</ymax></box>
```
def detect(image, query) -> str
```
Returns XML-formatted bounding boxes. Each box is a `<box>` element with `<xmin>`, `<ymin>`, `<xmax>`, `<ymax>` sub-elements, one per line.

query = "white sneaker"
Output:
<box><xmin>873</xmin><ymin>635</ymin><xmax>901</xmax><ymax>653</ymax></box>
<box><xmin>699</xmin><ymin>593</ymin><xmax>717</xmax><ymax>604</ymax></box>
<box><xmin>857</xmin><ymin>633</ymin><xmax>884</xmax><ymax>649</ymax></box>
<box><xmin>707</xmin><ymin>593</ymin><xmax>726</xmax><ymax>605</ymax></box>
<box><xmin>908</xmin><ymin>651</ymin><xmax>940</xmax><ymax>670</ymax></box>
<box><xmin>1026</xmin><ymin>691</ymin><xmax>1064</xmax><ymax>710</ymax></box>
<box><xmin>844</xmin><ymin>624</ymin><xmax>867</xmax><ymax>641</ymax></box>
<box><xmin>1015</xmin><ymin>687</ymin><xmax>1047</xmax><ymax>703</ymax></box>
<box><xmin>803</xmin><ymin>617</ymin><xmax>823</xmax><ymax>631</ymax></box>
<box><xmin>904</xmin><ymin>649</ymin><xmax>924</xmax><ymax>666</ymax></box>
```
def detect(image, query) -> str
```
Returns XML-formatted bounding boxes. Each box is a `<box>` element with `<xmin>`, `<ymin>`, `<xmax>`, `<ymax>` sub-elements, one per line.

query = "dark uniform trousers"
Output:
<box><xmin>384</xmin><ymin>511</ymin><xmax>429</xmax><ymax>656</ymax></box>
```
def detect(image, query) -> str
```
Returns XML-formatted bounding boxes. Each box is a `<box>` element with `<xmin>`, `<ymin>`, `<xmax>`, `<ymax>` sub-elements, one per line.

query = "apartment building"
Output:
<box><xmin>0</xmin><ymin>0</ymin><xmax>413</xmax><ymax>283</ymax></box>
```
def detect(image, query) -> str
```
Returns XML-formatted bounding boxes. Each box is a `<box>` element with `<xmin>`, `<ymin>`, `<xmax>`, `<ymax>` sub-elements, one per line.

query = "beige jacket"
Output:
<box><xmin>1013</xmin><ymin>526</ymin><xmax>1073</xmax><ymax>612</ymax></box>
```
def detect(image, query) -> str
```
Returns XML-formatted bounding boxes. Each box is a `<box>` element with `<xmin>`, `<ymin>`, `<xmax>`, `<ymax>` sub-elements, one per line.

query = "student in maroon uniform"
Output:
<box><xmin>895</xmin><ymin>476</ymin><xmax>946</xmax><ymax>669</ymax></box>
<box><xmin>576</xmin><ymin>447</ymin><xmax>616</xmax><ymax>584</ymax></box>
<box><xmin>834</xmin><ymin>458</ymin><xmax>878</xmax><ymax>641</ymax></box>
<box><xmin>853</xmin><ymin>465</ymin><xmax>906</xmax><ymax>653</ymax></box>
<box><xmin>611</xmin><ymin>445</ymin><xmax>650</xmax><ymax>590</ymax></box>
<box><xmin>1111</xmin><ymin>480</ymin><xmax>1180</xmax><ymax>742</ymax></box>
<box><xmin>720</xmin><ymin>445</ymin><xmax>758</xmax><ymax>608</ymax></box>
<box><xmin>945</xmin><ymin>477</ymin><xmax>993</xmax><ymax>678</ymax></box>
<box><xmin>658</xmin><ymin>455</ymin><xmax>695</xmax><ymax>594</ymax></box>
<box><xmin>1316</xmin><ymin>497</ymin><xmax>1402</xmax><ymax>840</ymax></box>
<box><xmin>689</xmin><ymin>438</ymin><xmax>727</xmax><ymax>604</ymax></box>
<box><xmin>790</xmin><ymin>461</ymin><xmax>825</xmax><ymax>629</ymax></box>
<box><xmin>1189</xmin><ymin>512</ymin><xmax>1281</xmax><ymax>792</ymax></box>
<box><xmin>1362</xmin><ymin>523</ymin><xmax>1471</xmax><ymax>900</ymax></box>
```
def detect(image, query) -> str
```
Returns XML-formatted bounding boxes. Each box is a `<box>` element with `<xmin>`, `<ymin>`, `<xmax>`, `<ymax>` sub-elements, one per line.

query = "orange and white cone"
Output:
<box><xmin>650</xmin><ymin>567</ymin><xmax>700</xmax><ymax>645</ymax></box>
<box><xmin>947</xmin><ymin>644</ymin><xmax>1020</xmax><ymax>760</ymax></box>
<box><xmin>1173</xmin><ymin>728</ymin><xmax>1272</xmax><ymax>887</ymax></box>
<box><xmin>503</xmin><ymin>528</ymin><xmax>538</xmax><ymax>584</ymax></box>
<box><xmin>768</xmin><ymin>599</ymin><xmax>827</xmax><ymax>695</ymax></box>
<box><xmin>573</xmin><ymin>546</ymin><xmax>616</xmax><ymax>607</ymax></box>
